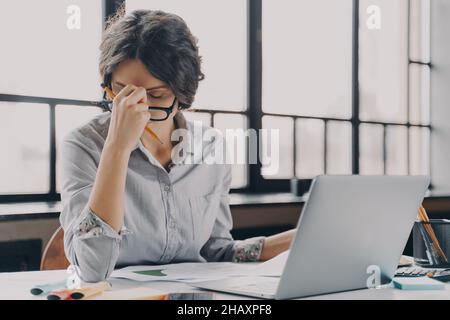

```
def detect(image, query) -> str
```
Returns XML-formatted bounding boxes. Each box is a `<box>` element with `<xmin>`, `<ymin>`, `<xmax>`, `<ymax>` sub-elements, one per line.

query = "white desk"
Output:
<box><xmin>1</xmin><ymin>270</ymin><xmax>449</xmax><ymax>300</ymax></box>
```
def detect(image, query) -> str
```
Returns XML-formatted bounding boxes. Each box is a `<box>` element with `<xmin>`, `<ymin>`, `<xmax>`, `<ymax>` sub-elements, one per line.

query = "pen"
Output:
<box><xmin>46</xmin><ymin>282</ymin><xmax>112</xmax><ymax>300</ymax></box>
<box><xmin>70</xmin><ymin>281</ymin><xmax>112</xmax><ymax>300</ymax></box>
<box><xmin>103</xmin><ymin>85</ymin><xmax>164</xmax><ymax>145</ymax></box>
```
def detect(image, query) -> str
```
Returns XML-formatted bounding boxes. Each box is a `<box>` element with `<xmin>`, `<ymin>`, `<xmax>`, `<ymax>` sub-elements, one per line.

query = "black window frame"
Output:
<box><xmin>0</xmin><ymin>0</ymin><xmax>432</xmax><ymax>203</ymax></box>
<box><xmin>242</xmin><ymin>0</ymin><xmax>432</xmax><ymax>193</ymax></box>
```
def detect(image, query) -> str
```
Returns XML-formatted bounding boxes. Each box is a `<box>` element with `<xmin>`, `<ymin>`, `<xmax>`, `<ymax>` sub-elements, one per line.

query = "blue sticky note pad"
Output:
<box><xmin>393</xmin><ymin>277</ymin><xmax>446</xmax><ymax>290</ymax></box>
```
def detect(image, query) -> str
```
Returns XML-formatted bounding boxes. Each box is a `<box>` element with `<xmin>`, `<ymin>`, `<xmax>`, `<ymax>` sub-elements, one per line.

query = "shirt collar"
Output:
<box><xmin>132</xmin><ymin>111</ymin><xmax>188</xmax><ymax>152</ymax></box>
<box><xmin>133</xmin><ymin>112</ymin><xmax>196</xmax><ymax>170</ymax></box>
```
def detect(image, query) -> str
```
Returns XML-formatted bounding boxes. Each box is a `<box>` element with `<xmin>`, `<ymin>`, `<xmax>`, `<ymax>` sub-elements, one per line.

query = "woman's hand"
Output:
<box><xmin>88</xmin><ymin>85</ymin><xmax>151</xmax><ymax>232</ymax></box>
<box><xmin>259</xmin><ymin>229</ymin><xmax>297</xmax><ymax>261</ymax></box>
<box><xmin>105</xmin><ymin>84</ymin><xmax>151</xmax><ymax>154</ymax></box>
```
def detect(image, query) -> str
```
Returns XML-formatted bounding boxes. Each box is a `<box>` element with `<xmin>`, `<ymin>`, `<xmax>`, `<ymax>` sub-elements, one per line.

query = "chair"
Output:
<box><xmin>40</xmin><ymin>226</ymin><xmax>70</xmax><ymax>270</ymax></box>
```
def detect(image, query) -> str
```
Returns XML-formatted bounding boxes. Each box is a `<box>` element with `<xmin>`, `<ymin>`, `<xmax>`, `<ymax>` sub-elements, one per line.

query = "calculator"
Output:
<box><xmin>395</xmin><ymin>266</ymin><xmax>450</xmax><ymax>282</ymax></box>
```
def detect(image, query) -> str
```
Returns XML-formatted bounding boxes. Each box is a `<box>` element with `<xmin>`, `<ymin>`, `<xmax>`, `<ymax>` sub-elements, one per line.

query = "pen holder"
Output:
<box><xmin>413</xmin><ymin>220</ymin><xmax>450</xmax><ymax>268</ymax></box>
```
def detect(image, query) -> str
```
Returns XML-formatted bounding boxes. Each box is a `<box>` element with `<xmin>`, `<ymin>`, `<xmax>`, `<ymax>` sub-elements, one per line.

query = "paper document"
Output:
<box><xmin>251</xmin><ymin>250</ymin><xmax>289</xmax><ymax>277</ymax></box>
<box><xmin>111</xmin><ymin>262</ymin><xmax>255</xmax><ymax>283</ymax></box>
<box><xmin>111</xmin><ymin>250</ymin><xmax>290</xmax><ymax>283</ymax></box>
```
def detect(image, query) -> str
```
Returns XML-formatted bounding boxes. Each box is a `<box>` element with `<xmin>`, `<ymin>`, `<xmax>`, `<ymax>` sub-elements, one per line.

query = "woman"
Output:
<box><xmin>60</xmin><ymin>9</ymin><xmax>295</xmax><ymax>282</ymax></box>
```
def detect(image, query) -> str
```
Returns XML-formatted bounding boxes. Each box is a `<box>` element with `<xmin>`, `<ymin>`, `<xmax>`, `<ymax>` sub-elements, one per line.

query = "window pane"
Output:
<box><xmin>127</xmin><ymin>0</ymin><xmax>247</xmax><ymax>111</ymax></box>
<box><xmin>0</xmin><ymin>102</ymin><xmax>49</xmax><ymax>194</ymax></box>
<box><xmin>410</xmin><ymin>127</ymin><xmax>430</xmax><ymax>175</ymax></box>
<box><xmin>213</xmin><ymin>114</ymin><xmax>248</xmax><ymax>189</ymax></box>
<box><xmin>326</xmin><ymin>121</ymin><xmax>352</xmax><ymax>175</ymax></box>
<box><xmin>183</xmin><ymin>111</ymin><xmax>211</xmax><ymax>127</ymax></box>
<box><xmin>296</xmin><ymin>119</ymin><xmax>325</xmax><ymax>179</ymax></box>
<box><xmin>262</xmin><ymin>0</ymin><xmax>353</xmax><ymax>119</ymax></box>
<box><xmin>409</xmin><ymin>64</ymin><xmax>430</xmax><ymax>125</ymax></box>
<box><xmin>262</xmin><ymin>116</ymin><xmax>294</xmax><ymax>179</ymax></box>
<box><xmin>386</xmin><ymin>126</ymin><xmax>408</xmax><ymax>175</ymax></box>
<box><xmin>359</xmin><ymin>0</ymin><xmax>408</xmax><ymax>123</ymax></box>
<box><xmin>0</xmin><ymin>0</ymin><xmax>102</xmax><ymax>100</ymax></box>
<box><xmin>359</xmin><ymin>124</ymin><xmax>384</xmax><ymax>175</ymax></box>
<box><xmin>56</xmin><ymin>105</ymin><xmax>102</xmax><ymax>192</ymax></box>
<box><xmin>410</xmin><ymin>0</ymin><xmax>430</xmax><ymax>63</ymax></box>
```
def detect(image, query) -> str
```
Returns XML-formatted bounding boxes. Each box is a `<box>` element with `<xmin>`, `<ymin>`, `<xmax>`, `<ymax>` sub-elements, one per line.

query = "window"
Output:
<box><xmin>407</xmin><ymin>0</ymin><xmax>431</xmax><ymax>177</ymax></box>
<box><xmin>261</xmin><ymin>0</ymin><xmax>354</xmax><ymax>180</ymax></box>
<box><xmin>359</xmin><ymin>0</ymin><xmax>409</xmax><ymax>124</ymax></box>
<box><xmin>260</xmin><ymin>0</ymin><xmax>431</xmax><ymax>182</ymax></box>
<box><xmin>0</xmin><ymin>0</ymin><xmax>103</xmax><ymax>101</ymax></box>
<box><xmin>358</xmin><ymin>0</ymin><xmax>431</xmax><ymax>176</ymax></box>
<box><xmin>213</xmin><ymin>114</ymin><xmax>248</xmax><ymax>188</ymax></box>
<box><xmin>55</xmin><ymin>105</ymin><xmax>103</xmax><ymax>192</ymax></box>
<box><xmin>0</xmin><ymin>103</ymin><xmax>50</xmax><ymax>194</ymax></box>
<box><xmin>0</xmin><ymin>0</ymin><xmax>104</xmax><ymax>202</ymax></box>
<box><xmin>295</xmin><ymin>119</ymin><xmax>325</xmax><ymax>179</ymax></box>
<box><xmin>326</xmin><ymin>121</ymin><xmax>353</xmax><ymax>175</ymax></box>
<box><xmin>261</xmin><ymin>116</ymin><xmax>294</xmax><ymax>179</ymax></box>
<box><xmin>0</xmin><ymin>0</ymin><xmax>433</xmax><ymax>203</ymax></box>
<box><xmin>262</xmin><ymin>0</ymin><xmax>353</xmax><ymax>119</ymax></box>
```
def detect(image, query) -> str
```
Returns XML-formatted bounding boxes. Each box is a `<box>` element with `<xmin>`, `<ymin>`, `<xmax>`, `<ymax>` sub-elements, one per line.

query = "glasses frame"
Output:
<box><xmin>145</xmin><ymin>96</ymin><xmax>178</xmax><ymax>121</ymax></box>
<box><xmin>101</xmin><ymin>87</ymin><xmax>178</xmax><ymax>122</ymax></box>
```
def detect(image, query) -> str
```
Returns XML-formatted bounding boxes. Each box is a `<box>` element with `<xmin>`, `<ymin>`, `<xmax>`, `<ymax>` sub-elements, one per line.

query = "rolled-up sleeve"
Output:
<box><xmin>59</xmin><ymin>132</ymin><xmax>128</xmax><ymax>282</ymax></box>
<box><xmin>200</xmin><ymin>163</ymin><xmax>266</xmax><ymax>263</ymax></box>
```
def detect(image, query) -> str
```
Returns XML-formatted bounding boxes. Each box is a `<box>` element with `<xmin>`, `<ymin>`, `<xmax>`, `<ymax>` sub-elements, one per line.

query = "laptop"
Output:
<box><xmin>193</xmin><ymin>175</ymin><xmax>430</xmax><ymax>299</ymax></box>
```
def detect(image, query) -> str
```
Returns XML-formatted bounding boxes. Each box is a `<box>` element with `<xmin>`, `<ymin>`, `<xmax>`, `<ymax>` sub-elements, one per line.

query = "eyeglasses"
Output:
<box><xmin>102</xmin><ymin>87</ymin><xmax>178</xmax><ymax>122</ymax></box>
<box><xmin>146</xmin><ymin>97</ymin><xmax>178</xmax><ymax>121</ymax></box>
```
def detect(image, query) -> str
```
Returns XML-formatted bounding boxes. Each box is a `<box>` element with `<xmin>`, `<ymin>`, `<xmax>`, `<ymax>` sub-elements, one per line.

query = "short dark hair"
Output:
<box><xmin>99</xmin><ymin>8</ymin><xmax>205</xmax><ymax>110</ymax></box>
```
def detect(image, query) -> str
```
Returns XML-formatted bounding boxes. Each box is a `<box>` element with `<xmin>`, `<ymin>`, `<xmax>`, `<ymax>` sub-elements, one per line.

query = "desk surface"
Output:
<box><xmin>1</xmin><ymin>269</ymin><xmax>449</xmax><ymax>300</ymax></box>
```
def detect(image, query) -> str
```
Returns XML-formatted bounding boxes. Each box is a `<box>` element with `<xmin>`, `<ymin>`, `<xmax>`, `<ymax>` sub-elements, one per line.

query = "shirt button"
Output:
<box><xmin>164</xmin><ymin>185</ymin><xmax>171</xmax><ymax>192</ymax></box>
